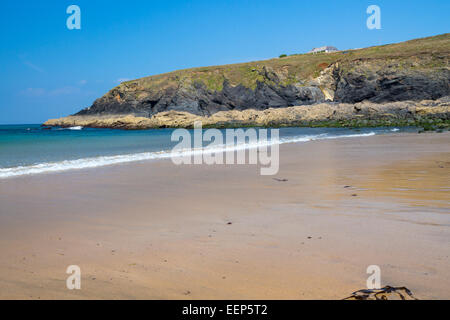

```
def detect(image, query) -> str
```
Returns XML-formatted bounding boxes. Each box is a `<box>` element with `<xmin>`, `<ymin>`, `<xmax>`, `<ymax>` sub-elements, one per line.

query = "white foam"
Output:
<box><xmin>0</xmin><ymin>131</ymin><xmax>375</xmax><ymax>179</ymax></box>
<box><xmin>68</xmin><ymin>126</ymin><xmax>83</xmax><ymax>130</ymax></box>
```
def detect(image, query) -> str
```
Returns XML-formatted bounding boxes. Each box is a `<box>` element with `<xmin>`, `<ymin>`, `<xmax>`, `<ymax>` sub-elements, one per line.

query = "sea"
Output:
<box><xmin>0</xmin><ymin>124</ymin><xmax>413</xmax><ymax>179</ymax></box>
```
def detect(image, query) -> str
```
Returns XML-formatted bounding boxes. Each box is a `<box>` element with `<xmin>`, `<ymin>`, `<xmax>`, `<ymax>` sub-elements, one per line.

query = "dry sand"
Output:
<box><xmin>0</xmin><ymin>132</ymin><xmax>449</xmax><ymax>300</ymax></box>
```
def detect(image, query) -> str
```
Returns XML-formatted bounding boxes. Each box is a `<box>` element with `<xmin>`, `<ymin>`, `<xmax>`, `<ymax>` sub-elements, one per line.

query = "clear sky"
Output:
<box><xmin>0</xmin><ymin>0</ymin><xmax>448</xmax><ymax>124</ymax></box>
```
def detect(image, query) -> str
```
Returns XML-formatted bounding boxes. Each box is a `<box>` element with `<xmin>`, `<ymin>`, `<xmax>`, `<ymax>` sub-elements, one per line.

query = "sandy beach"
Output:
<box><xmin>0</xmin><ymin>132</ymin><xmax>449</xmax><ymax>300</ymax></box>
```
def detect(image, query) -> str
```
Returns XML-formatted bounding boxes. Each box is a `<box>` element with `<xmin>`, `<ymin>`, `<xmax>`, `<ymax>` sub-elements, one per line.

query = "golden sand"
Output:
<box><xmin>0</xmin><ymin>132</ymin><xmax>448</xmax><ymax>299</ymax></box>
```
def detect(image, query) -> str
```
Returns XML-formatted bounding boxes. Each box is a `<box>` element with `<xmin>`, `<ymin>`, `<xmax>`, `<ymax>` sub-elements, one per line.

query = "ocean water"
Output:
<box><xmin>0</xmin><ymin>124</ymin><xmax>412</xmax><ymax>179</ymax></box>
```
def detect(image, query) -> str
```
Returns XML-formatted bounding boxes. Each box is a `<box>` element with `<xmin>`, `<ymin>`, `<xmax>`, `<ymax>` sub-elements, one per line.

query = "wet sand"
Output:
<box><xmin>0</xmin><ymin>132</ymin><xmax>449</xmax><ymax>299</ymax></box>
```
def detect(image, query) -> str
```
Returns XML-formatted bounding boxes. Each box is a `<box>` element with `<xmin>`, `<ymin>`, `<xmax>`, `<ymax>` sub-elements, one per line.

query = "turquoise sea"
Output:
<box><xmin>0</xmin><ymin>124</ymin><xmax>414</xmax><ymax>179</ymax></box>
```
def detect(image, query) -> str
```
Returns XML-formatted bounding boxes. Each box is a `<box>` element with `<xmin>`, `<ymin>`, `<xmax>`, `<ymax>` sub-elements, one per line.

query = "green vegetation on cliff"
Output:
<box><xmin>119</xmin><ymin>33</ymin><xmax>449</xmax><ymax>93</ymax></box>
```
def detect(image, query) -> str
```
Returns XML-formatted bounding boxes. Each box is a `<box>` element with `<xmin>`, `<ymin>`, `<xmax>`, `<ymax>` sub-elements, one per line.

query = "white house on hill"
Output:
<box><xmin>308</xmin><ymin>46</ymin><xmax>339</xmax><ymax>54</ymax></box>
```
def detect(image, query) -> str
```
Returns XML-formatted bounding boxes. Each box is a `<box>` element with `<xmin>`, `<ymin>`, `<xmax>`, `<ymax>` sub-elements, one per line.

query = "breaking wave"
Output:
<box><xmin>0</xmin><ymin>131</ymin><xmax>375</xmax><ymax>179</ymax></box>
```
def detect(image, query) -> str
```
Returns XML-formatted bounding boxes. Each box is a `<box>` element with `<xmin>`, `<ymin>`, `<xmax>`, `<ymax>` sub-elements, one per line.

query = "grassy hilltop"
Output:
<box><xmin>120</xmin><ymin>33</ymin><xmax>449</xmax><ymax>92</ymax></box>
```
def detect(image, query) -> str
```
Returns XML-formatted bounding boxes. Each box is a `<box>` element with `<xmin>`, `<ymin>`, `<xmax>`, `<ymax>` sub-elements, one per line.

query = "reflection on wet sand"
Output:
<box><xmin>351</xmin><ymin>156</ymin><xmax>449</xmax><ymax>209</ymax></box>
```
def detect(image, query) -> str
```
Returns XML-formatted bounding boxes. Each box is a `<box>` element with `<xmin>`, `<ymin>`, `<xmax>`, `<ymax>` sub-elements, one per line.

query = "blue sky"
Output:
<box><xmin>0</xmin><ymin>0</ymin><xmax>448</xmax><ymax>124</ymax></box>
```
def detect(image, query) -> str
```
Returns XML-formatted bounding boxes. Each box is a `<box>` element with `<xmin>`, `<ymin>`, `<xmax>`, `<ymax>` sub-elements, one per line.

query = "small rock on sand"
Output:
<box><xmin>273</xmin><ymin>178</ymin><xmax>288</xmax><ymax>182</ymax></box>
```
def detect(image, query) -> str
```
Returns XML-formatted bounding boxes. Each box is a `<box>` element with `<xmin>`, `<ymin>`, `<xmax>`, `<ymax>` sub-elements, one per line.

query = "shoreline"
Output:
<box><xmin>0</xmin><ymin>127</ymin><xmax>381</xmax><ymax>179</ymax></box>
<box><xmin>0</xmin><ymin>132</ymin><xmax>449</xmax><ymax>299</ymax></box>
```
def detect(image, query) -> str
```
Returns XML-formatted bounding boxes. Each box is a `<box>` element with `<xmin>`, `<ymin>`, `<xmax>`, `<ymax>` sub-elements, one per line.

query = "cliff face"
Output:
<box><xmin>46</xmin><ymin>34</ymin><xmax>450</xmax><ymax>128</ymax></box>
<box><xmin>323</xmin><ymin>59</ymin><xmax>449</xmax><ymax>103</ymax></box>
<box><xmin>77</xmin><ymin>69</ymin><xmax>328</xmax><ymax>117</ymax></box>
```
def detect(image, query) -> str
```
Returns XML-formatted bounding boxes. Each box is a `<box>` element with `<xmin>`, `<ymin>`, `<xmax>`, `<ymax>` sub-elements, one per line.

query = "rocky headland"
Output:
<box><xmin>44</xmin><ymin>34</ymin><xmax>450</xmax><ymax>129</ymax></box>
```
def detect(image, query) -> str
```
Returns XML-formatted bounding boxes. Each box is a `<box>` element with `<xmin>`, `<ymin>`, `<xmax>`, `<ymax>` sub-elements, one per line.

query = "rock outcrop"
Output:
<box><xmin>44</xmin><ymin>97</ymin><xmax>450</xmax><ymax>129</ymax></box>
